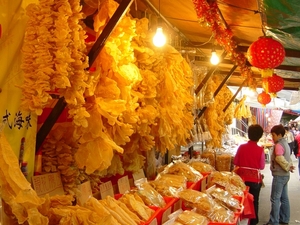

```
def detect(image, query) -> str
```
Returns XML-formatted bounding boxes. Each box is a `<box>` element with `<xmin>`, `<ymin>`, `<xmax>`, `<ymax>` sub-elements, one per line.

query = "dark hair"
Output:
<box><xmin>270</xmin><ymin>124</ymin><xmax>286</xmax><ymax>137</ymax></box>
<box><xmin>248</xmin><ymin>124</ymin><xmax>264</xmax><ymax>141</ymax></box>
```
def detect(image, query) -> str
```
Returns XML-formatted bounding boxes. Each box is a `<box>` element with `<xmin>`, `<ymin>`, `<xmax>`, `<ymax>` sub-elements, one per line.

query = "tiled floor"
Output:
<box><xmin>258</xmin><ymin>156</ymin><xmax>300</xmax><ymax>225</ymax></box>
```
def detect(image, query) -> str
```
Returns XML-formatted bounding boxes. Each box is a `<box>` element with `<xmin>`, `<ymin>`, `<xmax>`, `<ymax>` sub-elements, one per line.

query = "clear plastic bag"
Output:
<box><xmin>206</xmin><ymin>185</ymin><xmax>241</xmax><ymax>212</ymax></box>
<box><xmin>175</xmin><ymin>210</ymin><xmax>209</xmax><ymax>225</ymax></box>
<box><xmin>178</xmin><ymin>189</ymin><xmax>235</xmax><ymax>223</ymax></box>
<box><xmin>215</xmin><ymin>152</ymin><xmax>232</xmax><ymax>172</ymax></box>
<box><xmin>134</xmin><ymin>178</ymin><xmax>166</xmax><ymax>208</ymax></box>
<box><xmin>149</xmin><ymin>173</ymin><xmax>187</xmax><ymax>197</ymax></box>
<box><xmin>207</xmin><ymin>171</ymin><xmax>246</xmax><ymax>196</ymax></box>
<box><xmin>188</xmin><ymin>161</ymin><xmax>216</xmax><ymax>174</ymax></box>
<box><xmin>161</xmin><ymin>161</ymin><xmax>203</xmax><ymax>182</ymax></box>
<box><xmin>201</xmin><ymin>149</ymin><xmax>215</xmax><ymax>167</ymax></box>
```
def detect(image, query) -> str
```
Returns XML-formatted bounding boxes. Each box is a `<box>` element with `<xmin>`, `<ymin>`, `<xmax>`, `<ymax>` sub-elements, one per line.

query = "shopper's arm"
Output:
<box><xmin>274</xmin><ymin>144</ymin><xmax>293</xmax><ymax>172</ymax></box>
<box><xmin>260</xmin><ymin>150</ymin><xmax>265</xmax><ymax>170</ymax></box>
<box><xmin>275</xmin><ymin>156</ymin><xmax>292</xmax><ymax>172</ymax></box>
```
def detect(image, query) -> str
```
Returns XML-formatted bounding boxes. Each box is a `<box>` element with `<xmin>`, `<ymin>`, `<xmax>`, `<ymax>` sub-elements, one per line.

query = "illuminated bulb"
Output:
<box><xmin>268</xmin><ymin>117</ymin><xmax>271</xmax><ymax>121</ymax></box>
<box><xmin>246</xmin><ymin>87</ymin><xmax>257</xmax><ymax>97</ymax></box>
<box><xmin>153</xmin><ymin>27</ymin><xmax>166</xmax><ymax>47</ymax></box>
<box><xmin>265</xmin><ymin>113</ymin><xmax>269</xmax><ymax>117</ymax></box>
<box><xmin>210</xmin><ymin>50</ymin><xmax>219</xmax><ymax>65</ymax></box>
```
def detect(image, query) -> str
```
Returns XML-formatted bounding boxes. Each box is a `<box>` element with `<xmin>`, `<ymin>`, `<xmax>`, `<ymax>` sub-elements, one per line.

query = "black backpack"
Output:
<box><xmin>293</xmin><ymin>139</ymin><xmax>299</xmax><ymax>156</ymax></box>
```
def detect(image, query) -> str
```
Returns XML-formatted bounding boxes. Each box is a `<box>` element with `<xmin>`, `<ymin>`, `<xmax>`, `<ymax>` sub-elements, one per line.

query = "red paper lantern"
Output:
<box><xmin>257</xmin><ymin>91</ymin><xmax>271</xmax><ymax>107</ymax></box>
<box><xmin>262</xmin><ymin>74</ymin><xmax>284</xmax><ymax>97</ymax></box>
<box><xmin>247</xmin><ymin>36</ymin><xmax>285</xmax><ymax>77</ymax></box>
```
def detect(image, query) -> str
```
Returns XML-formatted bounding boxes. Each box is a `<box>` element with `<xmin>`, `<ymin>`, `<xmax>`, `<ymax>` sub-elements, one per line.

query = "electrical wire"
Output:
<box><xmin>191</xmin><ymin>34</ymin><xmax>214</xmax><ymax>47</ymax></box>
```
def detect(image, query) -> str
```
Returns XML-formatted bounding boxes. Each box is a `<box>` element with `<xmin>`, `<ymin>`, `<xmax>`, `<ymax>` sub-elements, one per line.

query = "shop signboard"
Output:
<box><xmin>0</xmin><ymin>0</ymin><xmax>39</xmax><ymax>182</ymax></box>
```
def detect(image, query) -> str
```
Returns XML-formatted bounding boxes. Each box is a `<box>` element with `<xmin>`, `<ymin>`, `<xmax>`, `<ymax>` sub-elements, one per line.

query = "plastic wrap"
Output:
<box><xmin>175</xmin><ymin>210</ymin><xmax>209</xmax><ymax>225</ymax></box>
<box><xmin>207</xmin><ymin>171</ymin><xmax>246</xmax><ymax>196</ymax></box>
<box><xmin>178</xmin><ymin>189</ymin><xmax>235</xmax><ymax>223</ymax></box>
<box><xmin>161</xmin><ymin>161</ymin><xmax>203</xmax><ymax>182</ymax></box>
<box><xmin>188</xmin><ymin>161</ymin><xmax>216</xmax><ymax>174</ymax></box>
<box><xmin>149</xmin><ymin>174</ymin><xmax>187</xmax><ymax>197</ymax></box>
<box><xmin>134</xmin><ymin>178</ymin><xmax>166</xmax><ymax>208</ymax></box>
<box><xmin>201</xmin><ymin>149</ymin><xmax>215</xmax><ymax>167</ymax></box>
<box><xmin>215</xmin><ymin>152</ymin><xmax>232</xmax><ymax>172</ymax></box>
<box><xmin>205</xmin><ymin>185</ymin><xmax>241</xmax><ymax>212</ymax></box>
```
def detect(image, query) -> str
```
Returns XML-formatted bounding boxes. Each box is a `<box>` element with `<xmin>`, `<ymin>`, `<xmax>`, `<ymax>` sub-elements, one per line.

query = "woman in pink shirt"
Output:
<box><xmin>265</xmin><ymin>124</ymin><xmax>294</xmax><ymax>225</ymax></box>
<box><xmin>234</xmin><ymin>124</ymin><xmax>265</xmax><ymax>225</ymax></box>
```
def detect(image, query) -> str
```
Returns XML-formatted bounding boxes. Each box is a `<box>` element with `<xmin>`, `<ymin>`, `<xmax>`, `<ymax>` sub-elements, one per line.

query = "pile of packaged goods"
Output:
<box><xmin>0</xmin><ymin>129</ymin><xmax>248</xmax><ymax>225</ymax></box>
<box><xmin>152</xmin><ymin>161</ymin><xmax>247</xmax><ymax>225</ymax></box>
<box><xmin>95</xmin><ymin>159</ymin><xmax>247</xmax><ymax>225</ymax></box>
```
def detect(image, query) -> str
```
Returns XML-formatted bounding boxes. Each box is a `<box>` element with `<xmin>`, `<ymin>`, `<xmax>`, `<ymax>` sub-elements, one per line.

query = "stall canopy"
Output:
<box><xmin>117</xmin><ymin>0</ymin><xmax>300</xmax><ymax>110</ymax></box>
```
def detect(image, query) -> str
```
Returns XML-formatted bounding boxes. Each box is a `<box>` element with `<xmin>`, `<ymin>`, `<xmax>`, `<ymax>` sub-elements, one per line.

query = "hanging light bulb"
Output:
<box><xmin>152</xmin><ymin>0</ymin><xmax>166</xmax><ymax>47</ymax></box>
<box><xmin>210</xmin><ymin>48</ymin><xmax>219</xmax><ymax>65</ymax></box>
<box><xmin>153</xmin><ymin>26</ymin><xmax>166</xmax><ymax>47</ymax></box>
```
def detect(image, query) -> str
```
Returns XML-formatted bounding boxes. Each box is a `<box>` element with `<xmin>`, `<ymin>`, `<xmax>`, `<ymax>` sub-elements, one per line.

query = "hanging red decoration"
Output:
<box><xmin>247</xmin><ymin>36</ymin><xmax>285</xmax><ymax>78</ymax></box>
<box><xmin>262</xmin><ymin>74</ymin><xmax>284</xmax><ymax>97</ymax></box>
<box><xmin>257</xmin><ymin>91</ymin><xmax>271</xmax><ymax>107</ymax></box>
<box><xmin>192</xmin><ymin>0</ymin><xmax>254</xmax><ymax>83</ymax></box>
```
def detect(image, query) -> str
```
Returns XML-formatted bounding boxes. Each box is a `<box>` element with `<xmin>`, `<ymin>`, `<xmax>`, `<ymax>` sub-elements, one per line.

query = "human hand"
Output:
<box><xmin>290</xmin><ymin>165</ymin><xmax>295</xmax><ymax>173</ymax></box>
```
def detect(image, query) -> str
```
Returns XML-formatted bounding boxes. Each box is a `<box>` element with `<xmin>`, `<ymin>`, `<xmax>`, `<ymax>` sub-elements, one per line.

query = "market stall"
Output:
<box><xmin>0</xmin><ymin>0</ymin><xmax>297</xmax><ymax>224</ymax></box>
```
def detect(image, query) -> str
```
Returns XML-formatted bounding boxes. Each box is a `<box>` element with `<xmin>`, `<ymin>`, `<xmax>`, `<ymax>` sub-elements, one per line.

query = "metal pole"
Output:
<box><xmin>88</xmin><ymin>0</ymin><xmax>134</xmax><ymax>69</ymax></box>
<box><xmin>194</xmin><ymin>51</ymin><xmax>227</xmax><ymax>95</ymax></box>
<box><xmin>223</xmin><ymin>79</ymin><xmax>248</xmax><ymax>113</ymax></box>
<box><xmin>36</xmin><ymin>0</ymin><xmax>134</xmax><ymax>152</ymax></box>
<box><xmin>195</xmin><ymin>64</ymin><xmax>237</xmax><ymax>120</ymax></box>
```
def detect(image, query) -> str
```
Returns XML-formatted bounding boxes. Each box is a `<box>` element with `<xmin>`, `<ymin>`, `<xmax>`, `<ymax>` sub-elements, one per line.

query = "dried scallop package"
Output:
<box><xmin>134</xmin><ymin>178</ymin><xmax>166</xmax><ymax>208</ymax></box>
<box><xmin>161</xmin><ymin>160</ymin><xmax>203</xmax><ymax>182</ymax></box>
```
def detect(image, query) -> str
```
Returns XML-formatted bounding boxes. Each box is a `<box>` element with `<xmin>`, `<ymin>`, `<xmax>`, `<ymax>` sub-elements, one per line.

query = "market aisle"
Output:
<box><xmin>258</xmin><ymin>156</ymin><xmax>300</xmax><ymax>225</ymax></box>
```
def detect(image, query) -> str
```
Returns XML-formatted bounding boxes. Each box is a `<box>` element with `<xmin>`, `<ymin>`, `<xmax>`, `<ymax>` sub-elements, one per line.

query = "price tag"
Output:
<box><xmin>100</xmin><ymin>181</ymin><xmax>114</xmax><ymax>199</ymax></box>
<box><xmin>32</xmin><ymin>173</ymin><xmax>64</xmax><ymax>197</ymax></box>
<box><xmin>77</xmin><ymin>181</ymin><xmax>92</xmax><ymax>206</ymax></box>
<box><xmin>132</xmin><ymin>169</ymin><xmax>145</xmax><ymax>181</ymax></box>
<box><xmin>162</xmin><ymin>206</ymin><xmax>172</xmax><ymax>223</ymax></box>
<box><xmin>201</xmin><ymin>177</ymin><xmax>207</xmax><ymax>192</ymax></box>
<box><xmin>149</xmin><ymin>218</ymin><xmax>157</xmax><ymax>225</ymax></box>
<box><xmin>173</xmin><ymin>199</ymin><xmax>182</xmax><ymax>211</ymax></box>
<box><xmin>118</xmin><ymin>175</ymin><xmax>130</xmax><ymax>194</ymax></box>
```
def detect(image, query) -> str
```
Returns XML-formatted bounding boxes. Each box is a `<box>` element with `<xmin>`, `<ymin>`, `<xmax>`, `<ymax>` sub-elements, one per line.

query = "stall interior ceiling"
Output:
<box><xmin>84</xmin><ymin>0</ymin><xmax>300</xmax><ymax>110</ymax></box>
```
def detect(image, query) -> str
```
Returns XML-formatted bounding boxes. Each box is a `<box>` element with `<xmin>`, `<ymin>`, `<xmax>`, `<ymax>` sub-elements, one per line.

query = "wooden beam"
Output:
<box><xmin>182</xmin><ymin>42</ymin><xmax>300</xmax><ymax>59</ymax></box>
<box><xmin>214</xmin><ymin>65</ymin><xmax>238</xmax><ymax>97</ymax></box>
<box><xmin>195</xmin><ymin>65</ymin><xmax>237</xmax><ymax>120</ymax></box>
<box><xmin>36</xmin><ymin>98</ymin><xmax>67</xmax><ymax>151</ymax></box>
<box><xmin>194</xmin><ymin>56</ymin><xmax>300</xmax><ymax>73</ymax></box>
<box><xmin>223</xmin><ymin>79</ymin><xmax>248</xmax><ymax>112</ymax></box>
<box><xmin>88</xmin><ymin>0</ymin><xmax>134</xmax><ymax>69</ymax></box>
<box><xmin>194</xmin><ymin>51</ymin><xmax>227</xmax><ymax>95</ymax></box>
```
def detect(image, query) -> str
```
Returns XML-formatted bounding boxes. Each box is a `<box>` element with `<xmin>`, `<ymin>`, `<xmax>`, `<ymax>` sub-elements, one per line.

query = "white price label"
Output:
<box><xmin>173</xmin><ymin>199</ymin><xmax>182</xmax><ymax>211</ymax></box>
<box><xmin>77</xmin><ymin>181</ymin><xmax>92</xmax><ymax>206</ymax></box>
<box><xmin>132</xmin><ymin>169</ymin><xmax>145</xmax><ymax>181</ymax></box>
<box><xmin>162</xmin><ymin>206</ymin><xmax>172</xmax><ymax>223</ymax></box>
<box><xmin>100</xmin><ymin>181</ymin><xmax>114</xmax><ymax>199</ymax></box>
<box><xmin>149</xmin><ymin>218</ymin><xmax>157</xmax><ymax>225</ymax></box>
<box><xmin>117</xmin><ymin>175</ymin><xmax>130</xmax><ymax>194</ymax></box>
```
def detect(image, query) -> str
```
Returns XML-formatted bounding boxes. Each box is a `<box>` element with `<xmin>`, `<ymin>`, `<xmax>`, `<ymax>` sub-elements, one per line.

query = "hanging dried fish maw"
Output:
<box><xmin>0</xmin><ymin>131</ymin><xmax>46</xmax><ymax>224</ymax></box>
